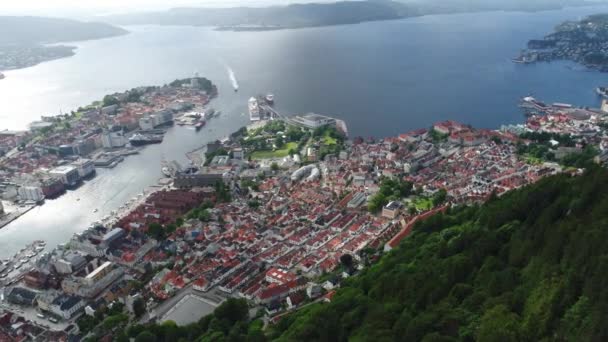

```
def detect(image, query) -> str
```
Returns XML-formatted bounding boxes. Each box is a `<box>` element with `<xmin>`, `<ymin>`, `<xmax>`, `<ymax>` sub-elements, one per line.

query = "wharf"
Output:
<box><xmin>0</xmin><ymin>204</ymin><xmax>35</xmax><ymax>231</ymax></box>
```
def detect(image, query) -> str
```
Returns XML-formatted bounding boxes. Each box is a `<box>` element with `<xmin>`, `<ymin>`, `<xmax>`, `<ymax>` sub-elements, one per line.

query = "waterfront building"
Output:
<box><xmin>290</xmin><ymin>113</ymin><xmax>336</xmax><ymax>129</ymax></box>
<box><xmin>71</xmin><ymin>159</ymin><xmax>95</xmax><ymax>178</ymax></box>
<box><xmin>28</xmin><ymin>121</ymin><xmax>53</xmax><ymax>132</ymax></box>
<box><xmin>53</xmin><ymin>254</ymin><xmax>87</xmax><ymax>275</ymax></box>
<box><xmin>101</xmin><ymin>130</ymin><xmax>127</xmax><ymax>148</ymax></box>
<box><xmin>139</xmin><ymin>116</ymin><xmax>154</xmax><ymax>130</ymax></box>
<box><xmin>49</xmin><ymin>165</ymin><xmax>80</xmax><ymax>188</ymax></box>
<box><xmin>17</xmin><ymin>185</ymin><xmax>44</xmax><ymax>202</ymax></box>
<box><xmin>174</xmin><ymin>172</ymin><xmax>226</xmax><ymax>188</ymax></box>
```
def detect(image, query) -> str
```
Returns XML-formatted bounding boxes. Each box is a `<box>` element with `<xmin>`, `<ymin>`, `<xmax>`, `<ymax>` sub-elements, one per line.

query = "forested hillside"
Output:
<box><xmin>125</xmin><ymin>167</ymin><xmax>608</xmax><ymax>341</ymax></box>
<box><xmin>269</xmin><ymin>167</ymin><xmax>608</xmax><ymax>341</ymax></box>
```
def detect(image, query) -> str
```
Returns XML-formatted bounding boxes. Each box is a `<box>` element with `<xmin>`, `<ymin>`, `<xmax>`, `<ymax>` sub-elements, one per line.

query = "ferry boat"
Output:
<box><xmin>162</xmin><ymin>166</ymin><xmax>172</xmax><ymax>178</ymax></box>
<box><xmin>265</xmin><ymin>93</ymin><xmax>275</xmax><ymax>105</ymax></box>
<box><xmin>248</xmin><ymin>97</ymin><xmax>261</xmax><ymax>121</ymax></box>
<box><xmin>596</xmin><ymin>87</ymin><xmax>608</xmax><ymax>98</ymax></box>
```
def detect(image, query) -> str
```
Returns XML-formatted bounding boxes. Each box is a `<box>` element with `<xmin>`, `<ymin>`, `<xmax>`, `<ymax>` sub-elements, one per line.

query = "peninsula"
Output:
<box><xmin>0</xmin><ymin>16</ymin><xmax>128</xmax><ymax>71</ymax></box>
<box><xmin>0</xmin><ymin>76</ymin><xmax>217</xmax><ymax>227</ymax></box>
<box><xmin>0</xmin><ymin>81</ymin><xmax>607</xmax><ymax>339</ymax></box>
<box><xmin>515</xmin><ymin>14</ymin><xmax>608</xmax><ymax>71</ymax></box>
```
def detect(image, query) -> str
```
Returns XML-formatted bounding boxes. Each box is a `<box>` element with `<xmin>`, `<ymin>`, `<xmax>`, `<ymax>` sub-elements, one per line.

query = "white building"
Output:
<box><xmin>49</xmin><ymin>165</ymin><xmax>80</xmax><ymax>187</ymax></box>
<box><xmin>28</xmin><ymin>121</ymin><xmax>53</xmax><ymax>132</ymax></box>
<box><xmin>139</xmin><ymin>117</ymin><xmax>154</xmax><ymax>130</ymax></box>
<box><xmin>71</xmin><ymin>159</ymin><xmax>95</xmax><ymax>178</ymax></box>
<box><xmin>101</xmin><ymin>130</ymin><xmax>127</xmax><ymax>148</ymax></box>
<box><xmin>290</xmin><ymin>113</ymin><xmax>336</xmax><ymax>129</ymax></box>
<box><xmin>49</xmin><ymin>294</ymin><xmax>85</xmax><ymax>319</ymax></box>
<box><xmin>17</xmin><ymin>185</ymin><xmax>44</xmax><ymax>202</ymax></box>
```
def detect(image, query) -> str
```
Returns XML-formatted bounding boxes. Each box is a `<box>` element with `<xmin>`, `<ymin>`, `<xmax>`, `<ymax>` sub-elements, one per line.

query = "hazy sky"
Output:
<box><xmin>0</xmin><ymin>0</ymin><xmax>336</xmax><ymax>17</ymax></box>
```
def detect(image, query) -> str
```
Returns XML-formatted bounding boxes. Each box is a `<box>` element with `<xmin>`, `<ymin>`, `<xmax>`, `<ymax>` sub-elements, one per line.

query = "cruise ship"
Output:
<box><xmin>249</xmin><ymin>97</ymin><xmax>261</xmax><ymax>121</ymax></box>
<box><xmin>519</xmin><ymin>96</ymin><xmax>549</xmax><ymax>115</ymax></box>
<box><xmin>129</xmin><ymin>133</ymin><xmax>163</xmax><ymax>146</ymax></box>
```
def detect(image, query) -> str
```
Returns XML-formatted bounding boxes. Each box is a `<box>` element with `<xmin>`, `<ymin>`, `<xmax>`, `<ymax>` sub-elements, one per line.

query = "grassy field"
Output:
<box><xmin>250</xmin><ymin>142</ymin><xmax>298</xmax><ymax>159</ymax></box>
<box><xmin>412</xmin><ymin>197</ymin><xmax>433</xmax><ymax>211</ymax></box>
<box><xmin>524</xmin><ymin>154</ymin><xmax>543</xmax><ymax>165</ymax></box>
<box><xmin>323</xmin><ymin>131</ymin><xmax>338</xmax><ymax>145</ymax></box>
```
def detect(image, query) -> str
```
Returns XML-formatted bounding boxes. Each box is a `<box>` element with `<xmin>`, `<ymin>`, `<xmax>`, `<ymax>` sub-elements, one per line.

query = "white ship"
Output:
<box><xmin>265</xmin><ymin>93</ymin><xmax>274</xmax><ymax>104</ymax></box>
<box><xmin>249</xmin><ymin>97</ymin><xmax>261</xmax><ymax>121</ymax></box>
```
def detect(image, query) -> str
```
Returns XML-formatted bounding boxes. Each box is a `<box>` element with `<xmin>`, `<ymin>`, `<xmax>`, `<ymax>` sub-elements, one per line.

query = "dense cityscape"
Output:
<box><xmin>0</xmin><ymin>66</ymin><xmax>607</xmax><ymax>339</ymax></box>
<box><xmin>3</xmin><ymin>1</ymin><xmax>608</xmax><ymax>341</ymax></box>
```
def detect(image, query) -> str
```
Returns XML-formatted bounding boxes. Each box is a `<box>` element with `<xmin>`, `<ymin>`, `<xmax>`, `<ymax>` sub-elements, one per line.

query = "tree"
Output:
<box><xmin>477</xmin><ymin>305</ymin><xmax>521</xmax><ymax>342</ymax></box>
<box><xmin>270</xmin><ymin>163</ymin><xmax>280</xmax><ymax>172</ymax></box>
<box><xmin>432</xmin><ymin>188</ymin><xmax>447</xmax><ymax>206</ymax></box>
<box><xmin>340</xmin><ymin>254</ymin><xmax>354</xmax><ymax>271</ymax></box>
<box><xmin>102</xmin><ymin>95</ymin><xmax>119</xmax><ymax>107</ymax></box>
<box><xmin>214</xmin><ymin>298</ymin><xmax>249</xmax><ymax>325</ymax></box>
<box><xmin>133</xmin><ymin>297</ymin><xmax>146</xmax><ymax>318</ymax></box>
<box><xmin>148</xmin><ymin>223</ymin><xmax>164</xmax><ymax>240</ymax></box>
<box><xmin>135</xmin><ymin>330</ymin><xmax>157</xmax><ymax>342</ymax></box>
<box><xmin>199</xmin><ymin>209</ymin><xmax>211</xmax><ymax>222</ymax></box>
<box><xmin>275</xmin><ymin>136</ymin><xmax>284</xmax><ymax>149</ymax></box>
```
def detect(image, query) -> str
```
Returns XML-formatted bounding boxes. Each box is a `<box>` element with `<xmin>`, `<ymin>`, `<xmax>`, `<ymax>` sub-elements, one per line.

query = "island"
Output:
<box><xmin>0</xmin><ymin>16</ymin><xmax>128</xmax><ymax>71</ymax></box>
<box><xmin>515</xmin><ymin>14</ymin><xmax>608</xmax><ymax>71</ymax></box>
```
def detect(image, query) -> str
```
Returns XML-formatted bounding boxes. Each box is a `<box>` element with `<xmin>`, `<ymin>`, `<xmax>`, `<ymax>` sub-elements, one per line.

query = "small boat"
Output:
<box><xmin>76</xmin><ymin>198</ymin><xmax>80</xmax><ymax>201</ymax></box>
<box><xmin>596</xmin><ymin>87</ymin><xmax>608</xmax><ymax>98</ymax></box>
<box><xmin>162</xmin><ymin>166</ymin><xmax>172</xmax><ymax>178</ymax></box>
<box><xmin>265</xmin><ymin>93</ymin><xmax>274</xmax><ymax>104</ymax></box>
<box><xmin>195</xmin><ymin>121</ymin><xmax>205</xmax><ymax>130</ymax></box>
<box><xmin>93</xmin><ymin>209</ymin><xmax>98</xmax><ymax>213</ymax></box>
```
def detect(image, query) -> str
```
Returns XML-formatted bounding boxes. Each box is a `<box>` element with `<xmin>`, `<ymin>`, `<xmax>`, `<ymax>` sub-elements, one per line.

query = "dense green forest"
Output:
<box><xmin>269</xmin><ymin>167</ymin><xmax>608</xmax><ymax>341</ymax></box>
<box><xmin>125</xmin><ymin>167</ymin><xmax>608</xmax><ymax>341</ymax></box>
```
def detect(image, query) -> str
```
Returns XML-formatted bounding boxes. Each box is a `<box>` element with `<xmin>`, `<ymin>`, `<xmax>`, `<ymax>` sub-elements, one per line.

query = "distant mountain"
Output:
<box><xmin>0</xmin><ymin>16</ymin><xmax>127</xmax><ymax>46</ymax></box>
<box><xmin>105</xmin><ymin>1</ymin><xmax>418</xmax><ymax>30</ymax></box>
<box><xmin>390</xmin><ymin>0</ymin><xmax>600</xmax><ymax>14</ymax></box>
<box><xmin>104</xmin><ymin>0</ymin><xmax>601</xmax><ymax>31</ymax></box>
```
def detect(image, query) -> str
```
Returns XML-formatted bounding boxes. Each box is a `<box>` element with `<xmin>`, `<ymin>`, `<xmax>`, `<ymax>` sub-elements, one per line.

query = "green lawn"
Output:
<box><xmin>250</xmin><ymin>142</ymin><xmax>298</xmax><ymax>159</ymax></box>
<box><xmin>524</xmin><ymin>155</ymin><xmax>543</xmax><ymax>165</ymax></box>
<box><xmin>412</xmin><ymin>197</ymin><xmax>433</xmax><ymax>211</ymax></box>
<box><xmin>323</xmin><ymin>131</ymin><xmax>338</xmax><ymax>145</ymax></box>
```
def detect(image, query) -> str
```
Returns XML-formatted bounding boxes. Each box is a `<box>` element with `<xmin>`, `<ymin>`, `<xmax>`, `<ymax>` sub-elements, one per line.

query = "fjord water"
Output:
<box><xmin>0</xmin><ymin>6</ymin><xmax>607</xmax><ymax>257</ymax></box>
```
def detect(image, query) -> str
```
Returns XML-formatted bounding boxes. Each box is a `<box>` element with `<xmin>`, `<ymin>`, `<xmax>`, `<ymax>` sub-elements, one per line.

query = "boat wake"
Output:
<box><xmin>226</xmin><ymin>66</ymin><xmax>239</xmax><ymax>91</ymax></box>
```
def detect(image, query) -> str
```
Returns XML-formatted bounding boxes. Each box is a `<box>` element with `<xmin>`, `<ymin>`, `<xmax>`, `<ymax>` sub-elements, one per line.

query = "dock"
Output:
<box><xmin>0</xmin><ymin>204</ymin><xmax>35</xmax><ymax>231</ymax></box>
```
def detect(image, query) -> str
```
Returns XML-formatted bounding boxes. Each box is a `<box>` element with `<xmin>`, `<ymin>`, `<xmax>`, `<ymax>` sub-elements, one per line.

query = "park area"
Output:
<box><xmin>250</xmin><ymin>142</ymin><xmax>298</xmax><ymax>159</ymax></box>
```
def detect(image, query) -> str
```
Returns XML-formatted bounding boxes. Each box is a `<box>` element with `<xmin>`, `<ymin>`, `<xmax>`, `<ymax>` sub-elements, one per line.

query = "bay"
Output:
<box><xmin>0</xmin><ymin>6</ymin><xmax>607</xmax><ymax>257</ymax></box>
